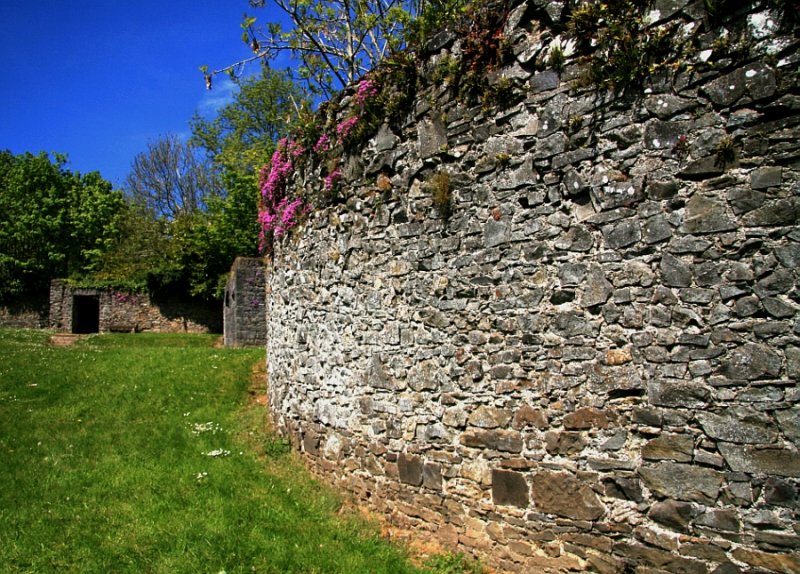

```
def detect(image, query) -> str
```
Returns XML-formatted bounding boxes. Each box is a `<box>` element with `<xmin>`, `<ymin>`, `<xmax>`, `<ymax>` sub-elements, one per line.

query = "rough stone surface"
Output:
<box><xmin>264</xmin><ymin>3</ymin><xmax>800</xmax><ymax>572</ymax></box>
<box><xmin>223</xmin><ymin>257</ymin><xmax>267</xmax><ymax>347</ymax></box>
<box><xmin>48</xmin><ymin>280</ymin><xmax>220</xmax><ymax>334</ymax></box>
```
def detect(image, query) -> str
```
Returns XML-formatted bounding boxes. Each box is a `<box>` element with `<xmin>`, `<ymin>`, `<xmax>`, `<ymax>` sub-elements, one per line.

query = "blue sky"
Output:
<box><xmin>0</xmin><ymin>1</ymin><xmax>277</xmax><ymax>187</ymax></box>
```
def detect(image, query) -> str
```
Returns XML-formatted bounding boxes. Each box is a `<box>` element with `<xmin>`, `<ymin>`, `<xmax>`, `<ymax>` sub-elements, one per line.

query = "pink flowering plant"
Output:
<box><xmin>257</xmin><ymin>76</ymin><xmax>383</xmax><ymax>252</ymax></box>
<box><xmin>258</xmin><ymin>138</ymin><xmax>310</xmax><ymax>252</ymax></box>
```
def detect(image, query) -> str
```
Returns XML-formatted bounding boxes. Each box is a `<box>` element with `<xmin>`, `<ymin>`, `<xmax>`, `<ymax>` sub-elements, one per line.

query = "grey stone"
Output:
<box><xmin>750</xmin><ymin>166</ymin><xmax>782</xmax><ymax>189</ymax></box>
<box><xmin>603</xmin><ymin>220</ymin><xmax>641</xmax><ymax>249</ymax></box>
<box><xmin>579</xmin><ymin>266</ymin><xmax>613</xmax><ymax>308</ymax></box>
<box><xmin>554</xmin><ymin>225</ymin><xmax>594</xmax><ymax>251</ymax></box>
<box><xmin>644</xmin><ymin>119</ymin><xmax>691</xmax><ymax>150</ymax></box>
<box><xmin>754</xmin><ymin>269</ymin><xmax>794</xmax><ymax>298</ymax></box>
<box><xmin>718</xmin><ymin>444</ymin><xmax>800</xmax><ymax>477</ymax></box>
<box><xmin>763</xmin><ymin>477</ymin><xmax>798</xmax><ymax>507</ymax></box>
<box><xmin>660</xmin><ymin>253</ymin><xmax>692</xmax><ymax>288</ymax></box>
<box><xmin>742</xmin><ymin>198</ymin><xmax>800</xmax><ymax>227</ymax></box>
<box><xmin>679</xmin><ymin>156</ymin><xmax>725</xmax><ymax>180</ymax></box>
<box><xmin>530</xmin><ymin>71</ymin><xmax>560</xmax><ymax>93</ymax></box>
<box><xmin>639</xmin><ymin>462</ymin><xmax>725</xmax><ymax>504</ymax></box>
<box><xmin>648</xmin><ymin>379</ymin><xmax>711</xmax><ymax>408</ymax></box>
<box><xmin>530</xmin><ymin>470</ymin><xmax>605</xmax><ymax>520</ymax></box>
<box><xmin>484</xmin><ymin>219</ymin><xmax>511</xmax><ymax>248</ymax></box>
<box><xmin>718</xmin><ymin>343</ymin><xmax>782</xmax><ymax>381</ymax></box>
<box><xmin>697</xmin><ymin>409</ymin><xmax>778</xmax><ymax>444</ymax></box>
<box><xmin>645</xmin><ymin>93</ymin><xmax>697</xmax><ymax>119</ymax></box>
<box><xmin>681</xmin><ymin>194</ymin><xmax>736</xmax><ymax>234</ymax></box>
<box><xmin>648</xmin><ymin>499</ymin><xmax>699</xmax><ymax>532</ymax></box>
<box><xmin>774</xmin><ymin>406</ymin><xmax>800</xmax><ymax>444</ymax></box>
<box><xmin>643</xmin><ymin>215</ymin><xmax>673</xmax><ymax>244</ymax></box>
<box><xmin>642</xmin><ymin>434</ymin><xmax>694</xmax><ymax>462</ymax></box>
<box><xmin>422</xmin><ymin>463</ymin><xmax>443</xmax><ymax>491</ymax></box>
<box><xmin>398</xmin><ymin>453</ymin><xmax>424</xmax><ymax>486</ymax></box>
<box><xmin>787</xmin><ymin>347</ymin><xmax>800</xmax><ymax>379</ymax></box>
<box><xmin>559</xmin><ymin>262</ymin><xmax>588</xmax><ymax>287</ymax></box>
<box><xmin>776</xmin><ymin>245</ymin><xmax>800</xmax><ymax>268</ymax></box>
<box><xmin>728</xmin><ymin>187</ymin><xmax>766</xmax><ymax>214</ymax></box>
<box><xmin>763</xmin><ymin>297</ymin><xmax>796</xmax><ymax>318</ymax></box>
<box><xmin>551</xmin><ymin>311</ymin><xmax>594</xmax><ymax>337</ymax></box>
<box><xmin>695</xmin><ymin>509</ymin><xmax>742</xmax><ymax>532</ymax></box>
<box><xmin>374</xmin><ymin>124</ymin><xmax>399</xmax><ymax>152</ymax></box>
<box><xmin>647</xmin><ymin>179</ymin><xmax>679</xmax><ymax>200</ymax></box>
<box><xmin>492</xmin><ymin>469</ymin><xmax>529</xmax><ymax>508</ymax></box>
<box><xmin>418</xmin><ymin>116</ymin><xmax>447</xmax><ymax>159</ymax></box>
<box><xmin>460</xmin><ymin>429</ymin><xmax>523</xmax><ymax>453</ymax></box>
<box><xmin>367</xmin><ymin>354</ymin><xmax>403</xmax><ymax>390</ymax></box>
<box><xmin>533</xmin><ymin>132</ymin><xmax>567</xmax><ymax>159</ymax></box>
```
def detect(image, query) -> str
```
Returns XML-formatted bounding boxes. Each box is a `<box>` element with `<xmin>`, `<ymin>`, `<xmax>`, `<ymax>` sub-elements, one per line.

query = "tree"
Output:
<box><xmin>124</xmin><ymin>134</ymin><xmax>222</xmax><ymax>221</ymax></box>
<box><xmin>191</xmin><ymin>67</ymin><xmax>307</xmax><ymax>174</ymax></box>
<box><xmin>203</xmin><ymin>0</ymin><xmax>420</xmax><ymax>99</ymax></box>
<box><xmin>0</xmin><ymin>151</ymin><xmax>124</xmax><ymax>300</ymax></box>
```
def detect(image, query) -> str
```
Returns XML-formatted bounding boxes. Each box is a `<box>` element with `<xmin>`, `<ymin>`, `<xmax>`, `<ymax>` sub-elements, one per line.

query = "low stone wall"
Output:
<box><xmin>0</xmin><ymin>292</ymin><xmax>49</xmax><ymax>329</ymax></box>
<box><xmin>49</xmin><ymin>281</ymin><xmax>221</xmax><ymax>334</ymax></box>
<box><xmin>224</xmin><ymin>257</ymin><xmax>267</xmax><ymax>347</ymax></box>
<box><xmin>266</xmin><ymin>1</ymin><xmax>799</xmax><ymax>572</ymax></box>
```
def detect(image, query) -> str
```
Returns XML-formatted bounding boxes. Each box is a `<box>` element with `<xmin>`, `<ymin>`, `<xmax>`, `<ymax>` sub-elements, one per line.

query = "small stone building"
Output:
<box><xmin>223</xmin><ymin>257</ymin><xmax>267</xmax><ymax>347</ymax></box>
<box><xmin>49</xmin><ymin>280</ymin><xmax>221</xmax><ymax>334</ymax></box>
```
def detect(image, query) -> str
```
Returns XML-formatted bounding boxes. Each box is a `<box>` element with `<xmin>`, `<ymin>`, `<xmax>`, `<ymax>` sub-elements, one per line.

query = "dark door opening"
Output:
<box><xmin>72</xmin><ymin>295</ymin><xmax>100</xmax><ymax>334</ymax></box>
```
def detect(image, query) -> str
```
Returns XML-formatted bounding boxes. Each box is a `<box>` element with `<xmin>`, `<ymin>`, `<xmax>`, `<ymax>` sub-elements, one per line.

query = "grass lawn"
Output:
<box><xmin>0</xmin><ymin>329</ymin><xmax>481</xmax><ymax>574</ymax></box>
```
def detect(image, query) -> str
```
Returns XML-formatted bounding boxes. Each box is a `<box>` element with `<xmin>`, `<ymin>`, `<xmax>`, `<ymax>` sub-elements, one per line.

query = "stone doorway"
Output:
<box><xmin>72</xmin><ymin>295</ymin><xmax>100</xmax><ymax>334</ymax></box>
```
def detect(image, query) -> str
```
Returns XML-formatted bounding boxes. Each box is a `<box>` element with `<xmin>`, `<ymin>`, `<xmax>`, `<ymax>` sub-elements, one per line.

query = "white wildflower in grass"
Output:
<box><xmin>190</xmin><ymin>421</ymin><xmax>224</xmax><ymax>435</ymax></box>
<box><xmin>205</xmin><ymin>449</ymin><xmax>231</xmax><ymax>458</ymax></box>
<box><xmin>195</xmin><ymin>471</ymin><xmax>208</xmax><ymax>481</ymax></box>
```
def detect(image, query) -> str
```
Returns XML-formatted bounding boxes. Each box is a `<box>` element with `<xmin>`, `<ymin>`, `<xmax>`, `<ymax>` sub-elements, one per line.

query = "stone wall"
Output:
<box><xmin>224</xmin><ymin>257</ymin><xmax>267</xmax><ymax>347</ymax></box>
<box><xmin>49</xmin><ymin>280</ymin><xmax>221</xmax><ymax>334</ymax></box>
<box><xmin>0</xmin><ymin>292</ymin><xmax>49</xmax><ymax>329</ymax></box>
<box><xmin>266</xmin><ymin>1</ymin><xmax>799</xmax><ymax>572</ymax></box>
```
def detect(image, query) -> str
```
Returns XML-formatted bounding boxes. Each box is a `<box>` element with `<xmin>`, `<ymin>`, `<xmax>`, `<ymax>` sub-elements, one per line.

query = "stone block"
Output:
<box><xmin>697</xmin><ymin>409</ymin><xmax>778</xmax><ymax>444</ymax></box>
<box><xmin>648</xmin><ymin>499</ymin><xmax>699</xmax><ymax>532</ymax></box>
<box><xmin>614</xmin><ymin>543</ymin><xmax>707</xmax><ymax>574</ymax></box>
<box><xmin>492</xmin><ymin>469</ymin><xmax>530</xmax><ymax>508</ymax></box>
<box><xmin>680</xmin><ymin>194</ymin><xmax>736</xmax><ymax>234</ymax></box>
<box><xmin>468</xmin><ymin>405</ymin><xmax>512</xmax><ymax>429</ymax></box>
<box><xmin>750</xmin><ymin>166</ymin><xmax>782</xmax><ymax>189</ymax></box>
<box><xmin>460</xmin><ymin>429</ymin><xmax>523</xmax><ymax>453</ymax></box>
<box><xmin>398</xmin><ymin>453</ymin><xmax>424</xmax><ymax>486</ymax></box>
<box><xmin>648</xmin><ymin>379</ymin><xmax>711</xmax><ymax>408</ymax></box>
<box><xmin>731</xmin><ymin>548</ymin><xmax>800</xmax><ymax>573</ymax></box>
<box><xmin>563</xmin><ymin>407</ymin><xmax>609</xmax><ymax>430</ymax></box>
<box><xmin>422</xmin><ymin>463</ymin><xmax>443</xmax><ymax>491</ymax></box>
<box><xmin>718</xmin><ymin>444</ymin><xmax>800</xmax><ymax>478</ymax></box>
<box><xmin>512</xmin><ymin>404</ymin><xmax>548</xmax><ymax>430</ymax></box>
<box><xmin>639</xmin><ymin>462</ymin><xmax>725</xmax><ymax>504</ymax></box>
<box><xmin>775</xmin><ymin>406</ymin><xmax>800</xmax><ymax>444</ymax></box>
<box><xmin>530</xmin><ymin>470</ymin><xmax>605</xmax><ymax>520</ymax></box>
<box><xmin>660</xmin><ymin>253</ymin><xmax>692</xmax><ymax>288</ymax></box>
<box><xmin>718</xmin><ymin>343</ymin><xmax>782</xmax><ymax>381</ymax></box>
<box><xmin>545</xmin><ymin>431</ymin><xmax>586</xmax><ymax>455</ymax></box>
<box><xmin>642</xmin><ymin>434</ymin><xmax>694</xmax><ymax>462</ymax></box>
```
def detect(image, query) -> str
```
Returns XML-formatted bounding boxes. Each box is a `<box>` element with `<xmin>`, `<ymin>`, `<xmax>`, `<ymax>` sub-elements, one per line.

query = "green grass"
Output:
<box><xmin>0</xmin><ymin>329</ymin><xmax>474</xmax><ymax>574</ymax></box>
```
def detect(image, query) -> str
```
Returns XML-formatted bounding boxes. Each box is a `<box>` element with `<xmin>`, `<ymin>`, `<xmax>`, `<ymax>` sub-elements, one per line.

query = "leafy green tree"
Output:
<box><xmin>191</xmin><ymin>68</ymin><xmax>306</xmax><ymax>174</ymax></box>
<box><xmin>0</xmin><ymin>151</ymin><xmax>124</xmax><ymax>300</ymax></box>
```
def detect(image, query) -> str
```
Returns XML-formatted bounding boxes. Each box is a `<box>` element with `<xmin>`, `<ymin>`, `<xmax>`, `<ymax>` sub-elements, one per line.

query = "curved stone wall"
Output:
<box><xmin>266</xmin><ymin>2</ymin><xmax>799</xmax><ymax>572</ymax></box>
